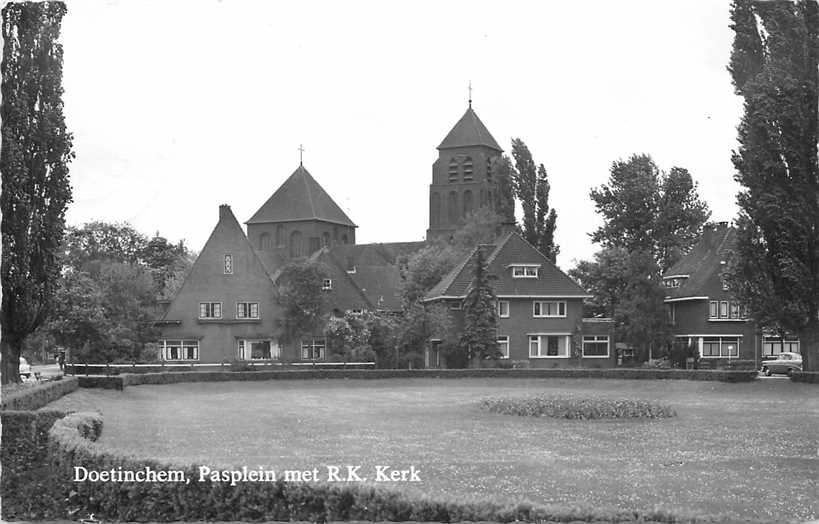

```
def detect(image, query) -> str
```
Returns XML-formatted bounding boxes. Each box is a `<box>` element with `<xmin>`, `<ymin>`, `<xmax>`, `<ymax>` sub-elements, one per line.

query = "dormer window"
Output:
<box><xmin>663</xmin><ymin>275</ymin><xmax>688</xmax><ymax>288</ymax></box>
<box><xmin>224</xmin><ymin>254</ymin><xmax>233</xmax><ymax>274</ymax></box>
<box><xmin>511</xmin><ymin>264</ymin><xmax>540</xmax><ymax>278</ymax></box>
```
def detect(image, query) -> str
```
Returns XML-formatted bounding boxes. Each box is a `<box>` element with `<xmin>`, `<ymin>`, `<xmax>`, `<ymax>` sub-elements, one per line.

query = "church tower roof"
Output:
<box><xmin>246</xmin><ymin>165</ymin><xmax>357</xmax><ymax>227</ymax></box>
<box><xmin>437</xmin><ymin>106</ymin><xmax>502</xmax><ymax>152</ymax></box>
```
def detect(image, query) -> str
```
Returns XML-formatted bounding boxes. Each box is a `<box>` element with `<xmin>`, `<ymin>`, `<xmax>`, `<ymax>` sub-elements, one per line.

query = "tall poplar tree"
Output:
<box><xmin>510</xmin><ymin>138</ymin><xmax>559</xmax><ymax>261</ymax></box>
<box><xmin>727</xmin><ymin>0</ymin><xmax>819</xmax><ymax>371</ymax></box>
<box><xmin>1</xmin><ymin>2</ymin><xmax>73</xmax><ymax>384</ymax></box>
<box><xmin>459</xmin><ymin>247</ymin><xmax>500</xmax><ymax>363</ymax></box>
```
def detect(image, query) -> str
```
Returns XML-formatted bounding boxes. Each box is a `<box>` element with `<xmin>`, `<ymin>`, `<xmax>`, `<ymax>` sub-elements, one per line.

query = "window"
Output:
<box><xmin>497</xmin><ymin>336</ymin><xmax>510</xmax><ymax>359</ymax></box>
<box><xmin>430</xmin><ymin>192</ymin><xmax>441</xmax><ymax>227</ymax></box>
<box><xmin>709</xmin><ymin>301</ymin><xmax>719</xmax><ymax>319</ymax></box>
<box><xmin>161</xmin><ymin>339</ymin><xmax>199</xmax><ymax>361</ymax></box>
<box><xmin>719</xmin><ymin>301</ymin><xmax>729</xmax><ymax>318</ymax></box>
<box><xmin>762</xmin><ymin>336</ymin><xmax>800</xmax><ymax>356</ymax></box>
<box><xmin>276</xmin><ymin>225</ymin><xmax>284</xmax><ymax>247</ymax></box>
<box><xmin>582</xmin><ymin>335</ymin><xmax>610</xmax><ymax>358</ymax></box>
<box><xmin>486</xmin><ymin>156</ymin><xmax>493</xmax><ymax>180</ymax></box>
<box><xmin>447</xmin><ymin>191</ymin><xmax>458</xmax><ymax>223</ymax></box>
<box><xmin>259</xmin><ymin>233</ymin><xmax>271</xmax><ymax>251</ymax></box>
<box><xmin>533</xmin><ymin>301</ymin><xmax>566</xmax><ymax>318</ymax></box>
<box><xmin>322</xmin><ymin>232</ymin><xmax>331</xmax><ymax>247</ymax></box>
<box><xmin>309</xmin><ymin>237</ymin><xmax>321</xmax><ymax>254</ymax></box>
<box><xmin>236</xmin><ymin>302</ymin><xmax>259</xmax><ymax>319</ymax></box>
<box><xmin>529</xmin><ymin>334</ymin><xmax>570</xmax><ymax>358</ymax></box>
<box><xmin>722</xmin><ymin>278</ymin><xmax>730</xmax><ymax>291</ymax></box>
<box><xmin>301</xmin><ymin>338</ymin><xmax>326</xmax><ymax>360</ymax></box>
<box><xmin>497</xmin><ymin>300</ymin><xmax>510</xmax><ymax>318</ymax></box>
<box><xmin>322</xmin><ymin>279</ymin><xmax>332</xmax><ymax>291</ymax></box>
<box><xmin>462</xmin><ymin>189</ymin><xmax>473</xmax><ymax>217</ymax></box>
<box><xmin>512</xmin><ymin>265</ymin><xmax>539</xmax><ymax>278</ymax></box>
<box><xmin>449</xmin><ymin>301</ymin><xmax>462</xmax><ymax>310</ymax></box>
<box><xmin>238</xmin><ymin>339</ymin><xmax>279</xmax><ymax>360</ymax></box>
<box><xmin>448</xmin><ymin>159</ymin><xmax>459</xmax><ymax>183</ymax></box>
<box><xmin>199</xmin><ymin>302</ymin><xmax>222</xmax><ymax>319</ymax></box>
<box><xmin>730</xmin><ymin>301</ymin><xmax>740</xmax><ymax>319</ymax></box>
<box><xmin>289</xmin><ymin>230</ymin><xmax>303</xmax><ymax>258</ymax></box>
<box><xmin>224</xmin><ymin>254</ymin><xmax>233</xmax><ymax>274</ymax></box>
<box><xmin>462</xmin><ymin>156</ymin><xmax>473</xmax><ymax>181</ymax></box>
<box><xmin>701</xmin><ymin>336</ymin><xmax>740</xmax><ymax>358</ymax></box>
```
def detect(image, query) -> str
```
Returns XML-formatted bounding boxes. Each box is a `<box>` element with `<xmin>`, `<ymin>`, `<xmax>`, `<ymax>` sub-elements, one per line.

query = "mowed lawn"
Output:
<box><xmin>48</xmin><ymin>377</ymin><xmax>819</xmax><ymax>521</ymax></box>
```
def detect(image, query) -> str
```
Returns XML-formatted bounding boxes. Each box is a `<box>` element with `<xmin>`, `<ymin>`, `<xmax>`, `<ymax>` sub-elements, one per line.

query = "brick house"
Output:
<box><xmin>423</xmin><ymin>232</ymin><xmax>615</xmax><ymax>368</ymax></box>
<box><xmin>663</xmin><ymin>222</ymin><xmax>800</xmax><ymax>366</ymax></box>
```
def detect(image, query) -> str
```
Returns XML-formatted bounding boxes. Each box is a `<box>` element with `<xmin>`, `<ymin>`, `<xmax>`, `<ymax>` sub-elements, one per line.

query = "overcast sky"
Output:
<box><xmin>59</xmin><ymin>0</ymin><xmax>742</xmax><ymax>269</ymax></box>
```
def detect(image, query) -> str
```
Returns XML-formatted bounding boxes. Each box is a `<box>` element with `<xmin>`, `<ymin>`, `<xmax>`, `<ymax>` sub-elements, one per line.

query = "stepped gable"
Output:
<box><xmin>664</xmin><ymin>223</ymin><xmax>736</xmax><ymax>299</ymax></box>
<box><xmin>437</xmin><ymin>107</ymin><xmax>502</xmax><ymax>152</ymax></box>
<box><xmin>425</xmin><ymin>232</ymin><xmax>588</xmax><ymax>300</ymax></box>
<box><xmin>246</xmin><ymin>165</ymin><xmax>356</xmax><ymax>227</ymax></box>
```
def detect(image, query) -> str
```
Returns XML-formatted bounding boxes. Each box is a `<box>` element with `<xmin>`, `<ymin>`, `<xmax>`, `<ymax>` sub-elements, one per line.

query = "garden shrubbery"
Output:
<box><xmin>480</xmin><ymin>395</ymin><xmax>676</xmax><ymax>420</ymax></box>
<box><xmin>0</xmin><ymin>376</ymin><xmax>78</xmax><ymax>411</ymax></box>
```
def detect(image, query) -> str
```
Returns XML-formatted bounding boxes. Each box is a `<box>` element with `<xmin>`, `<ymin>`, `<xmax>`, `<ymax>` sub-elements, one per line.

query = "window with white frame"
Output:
<box><xmin>709</xmin><ymin>301</ymin><xmax>718</xmax><ymax>318</ymax></box>
<box><xmin>497</xmin><ymin>335</ymin><xmax>510</xmax><ymax>358</ymax></box>
<box><xmin>529</xmin><ymin>334</ymin><xmax>570</xmax><ymax>358</ymax></box>
<box><xmin>322</xmin><ymin>279</ymin><xmax>332</xmax><ymax>291</ymax></box>
<box><xmin>301</xmin><ymin>338</ymin><xmax>326</xmax><ymax>360</ymax></box>
<box><xmin>236</xmin><ymin>302</ymin><xmax>259</xmax><ymax>319</ymax></box>
<box><xmin>497</xmin><ymin>300</ymin><xmax>510</xmax><ymax>318</ymax></box>
<box><xmin>709</xmin><ymin>300</ymin><xmax>745</xmax><ymax>320</ymax></box>
<box><xmin>701</xmin><ymin>336</ymin><xmax>739</xmax><ymax>358</ymax></box>
<box><xmin>449</xmin><ymin>301</ymin><xmax>462</xmax><ymax>310</ymax></box>
<box><xmin>511</xmin><ymin>265</ymin><xmax>539</xmax><ymax>278</ymax></box>
<box><xmin>237</xmin><ymin>339</ymin><xmax>278</xmax><ymax>360</ymax></box>
<box><xmin>199</xmin><ymin>302</ymin><xmax>222</xmax><ymax>319</ymax></box>
<box><xmin>224</xmin><ymin>254</ymin><xmax>233</xmax><ymax>274</ymax></box>
<box><xmin>533</xmin><ymin>300</ymin><xmax>566</xmax><ymax>318</ymax></box>
<box><xmin>582</xmin><ymin>335</ymin><xmax>610</xmax><ymax>358</ymax></box>
<box><xmin>762</xmin><ymin>336</ymin><xmax>800</xmax><ymax>356</ymax></box>
<box><xmin>719</xmin><ymin>301</ymin><xmax>729</xmax><ymax>318</ymax></box>
<box><xmin>160</xmin><ymin>339</ymin><xmax>199</xmax><ymax>361</ymax></box>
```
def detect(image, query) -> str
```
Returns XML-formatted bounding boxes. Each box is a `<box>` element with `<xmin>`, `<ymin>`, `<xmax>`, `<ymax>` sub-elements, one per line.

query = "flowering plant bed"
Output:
<box><xmin>480</xmin><ymin>394</ymin><xmax>676</xmax><ymax>419</ymax></box>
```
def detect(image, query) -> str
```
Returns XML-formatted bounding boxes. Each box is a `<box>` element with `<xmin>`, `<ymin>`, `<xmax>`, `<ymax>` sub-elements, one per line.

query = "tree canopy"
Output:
<box><xmin>726</xmin><ymin>0</ymin><xmax>819</xmax><ymax>370</ymax></box>
<box><xmin>1</xmin><ymin>1</ymin><xmax>73</xmax><ymax>383</ymax></box>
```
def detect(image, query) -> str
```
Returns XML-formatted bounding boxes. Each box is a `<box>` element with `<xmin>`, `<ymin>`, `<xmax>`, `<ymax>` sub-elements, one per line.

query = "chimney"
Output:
<box><xmin>702</xmin><ymin>223</ymin><xmax>715</xmax><ymax>247</ymax></box>
<box><xmin>219</xmin><ymin>204</ymin><xmax>231</xmax><ymax>220</ymax></box>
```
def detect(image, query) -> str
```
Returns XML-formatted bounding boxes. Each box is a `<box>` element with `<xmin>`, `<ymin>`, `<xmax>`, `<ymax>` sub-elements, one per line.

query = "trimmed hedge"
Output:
<box><xmin>66</xmin><ymin>362</ymin><xmax>375</xmax><ymax>375</ymax></box>
<box><xmin>481</xmin><ymin>395</ymin><xmax>676</xmax><ymax>420</ymax></box>
<box><xmin>75</xmin><ymin>367</ymin><xmax>759</xmax><ymax>389</ymax></box>
<box><xmin>0</xmin><ymin>409</ymin><xmax>70</xmax><ymax>520</ymax></box>
<box><xmin>0</xmin><ymin>376</ymin><xmax>78</xmax><ymax>410</ymax></box>
<box><xmin>46</xmin><ymin>411</ymin><xmax>717</xmax><ymax>523</ymax></box>
<box><xmin>790</xmin><ymin>371</ymin><xmax>819</xmax><ymax>383</ymax></box>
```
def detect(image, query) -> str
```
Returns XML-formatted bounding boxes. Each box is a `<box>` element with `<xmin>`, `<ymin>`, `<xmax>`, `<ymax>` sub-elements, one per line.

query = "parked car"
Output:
<box><xmin>760</xmin><ymin>352</ymin><xmax>802</xmax><ymax>376</ymax></box>
<box><xmin>19</xmin><ymin>356</ymin><xmax>32</xmax><ymax>379</ymax></box>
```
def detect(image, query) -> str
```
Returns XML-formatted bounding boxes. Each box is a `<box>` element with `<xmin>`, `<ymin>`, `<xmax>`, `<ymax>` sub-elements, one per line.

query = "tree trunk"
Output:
<box><xmin>1</xmin><ymin>334</ymin><xmax>22</xmax><ymax>384</ymax></box>
<box><xmin>799</xmin><ymin>325</ymin><xmax>819</xmax><ymax>372</ymax></box>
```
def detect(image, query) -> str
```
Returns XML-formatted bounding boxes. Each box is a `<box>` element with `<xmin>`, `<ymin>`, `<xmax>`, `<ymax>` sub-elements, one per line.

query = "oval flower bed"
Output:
<box><xmin>480</xmin><ymin>395</ymin><xmax>676</xmax><ymax>420</ymax></box>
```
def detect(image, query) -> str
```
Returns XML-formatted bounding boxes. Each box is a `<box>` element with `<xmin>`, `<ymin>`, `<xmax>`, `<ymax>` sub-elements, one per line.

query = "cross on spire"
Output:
<box><xmin>298</xmin><ymin>144</ymin><xmax>304</xmax><ymax>166</ymax></box>
<box><xmin>468</xmin><ymin>81</ymin><xmax>472</xmax><ymax>108</ymax></box>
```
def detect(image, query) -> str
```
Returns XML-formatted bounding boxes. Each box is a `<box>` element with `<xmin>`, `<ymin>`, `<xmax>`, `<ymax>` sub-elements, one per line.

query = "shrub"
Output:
<box><xmin>480</xmin><ymin>395</ymin><xmax>676</xmax><ymax>420</ymax></box>
<box><xmin>0</xmin><ymin>377</ymin><xmax>78</xmax><ymax>411</ymax></box>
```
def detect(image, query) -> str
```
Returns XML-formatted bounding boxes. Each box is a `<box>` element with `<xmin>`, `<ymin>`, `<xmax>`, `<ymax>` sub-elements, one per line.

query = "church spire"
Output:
<box><xmin>298</xmin><ymin>144</ymin><xmax>304</xmax><ymax>166</ymax></box>
<box><xmin>468</xmin><ymin>80</ymin><xmax>472</xmax><ymax>109</ymax></box>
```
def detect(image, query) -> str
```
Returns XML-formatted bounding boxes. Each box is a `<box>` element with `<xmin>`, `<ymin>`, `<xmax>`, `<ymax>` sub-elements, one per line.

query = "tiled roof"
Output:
<box><xmin>246</xmin><ymin>165</ymin><xmax>356</xmax><ymax>227</ymax></box>
<box><xmin>437</xmin><ymin>107</ymin><xmax>502</xmax><ymax>152</ymax></box>
<box><xmin>425</xmin><ymin>232</ymin><xmax>588</xmax><ymax>300</ymax></box>
<box><xmin>664</xmin><ymin>223</ymin><xmax>736</xmax><ymax>300</ymax></box>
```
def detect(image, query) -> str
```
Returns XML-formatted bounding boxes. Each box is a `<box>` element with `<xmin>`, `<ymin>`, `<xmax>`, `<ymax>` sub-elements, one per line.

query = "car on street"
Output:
<box><xmin>760</xmin><ymin>352</ymin><xmax>802</xmax><ymax>376</ymax></box>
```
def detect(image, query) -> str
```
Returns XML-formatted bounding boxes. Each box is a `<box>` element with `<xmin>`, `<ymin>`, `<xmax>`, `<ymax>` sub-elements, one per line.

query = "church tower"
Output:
<box><xmin>426</xmin><ymin>102</ymin><xmax>503</xmax><ymax>241</ymax></box>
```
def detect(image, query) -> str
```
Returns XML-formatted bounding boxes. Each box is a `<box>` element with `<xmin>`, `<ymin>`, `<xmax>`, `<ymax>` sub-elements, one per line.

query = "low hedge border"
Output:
<box><xmin>75</xmin><ymin>368</ymin><xmax>759</xmax><ymax>389</ymax></box>
<box><xmin>0</xmin><ymin>376</ymin><xmax>78</xmax><ymax>410</ymax></box>
<box><xmin>480</xmin><ymin>395</ymin><xmax>676</xmax><ymax>420</ymax></box>
<box><xmin>66</xmin><ymin>362</ymin><xmax>375</xmax><ymax>375</ymax></box>
<box><xmin>790</xmin><ymin>371</ymin><xmax>819</xmax><ymax>383</ymax></box>
<box><xmin>46</xmin><ymin>411</ymin><xmax>720</xmax><ymax>523</ymax></box>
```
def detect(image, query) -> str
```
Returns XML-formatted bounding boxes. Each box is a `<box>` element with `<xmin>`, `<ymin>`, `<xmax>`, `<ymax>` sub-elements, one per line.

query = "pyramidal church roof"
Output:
<box><xmin>437</xmin><ymin>106</ymin><xmax>502</xmax><ymax>152</ymax></box>
<box><xmin>246</xmin><ymin>164</ymin><xmax>357</xmax><ymax>227</ymax></box>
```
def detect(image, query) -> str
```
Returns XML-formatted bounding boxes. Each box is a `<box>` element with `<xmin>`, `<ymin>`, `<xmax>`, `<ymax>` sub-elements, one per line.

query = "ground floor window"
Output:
<box><xmin>701</xmin><ymin>336</ymin><xmax>739</xmax><ymax>358</ymax></box>
<box><xmin>529</xmin><ymin>334</ymin><xmax>570</xmax><ymax>358</ymax></box>
<box><xmin>582</xmin><ymin>335</ymin><xmax>610</xmax><ymax>358</ymax></box>
<box><xmin>497</xmin><ymin>335</ymin><xmax>510</xmax><ymax>358</ymax></box>
<box><xmin>762</xmin><ymin>336</ymin><xmax>800</xmax><ymax>356</ymax></box>
<box><xmin>237</xmin><ymin>339</ymin><xmax>279</xmax><ymax>360</ymax></box>
<box><xmin>160</xmin><ymin>339</ymin><xmax>199</xmax><ymax>361</ymax></box>
<box><xmin>301</xmin><ymin>338</ymin><xmax>326</xmax><ymax>360</ymax></box>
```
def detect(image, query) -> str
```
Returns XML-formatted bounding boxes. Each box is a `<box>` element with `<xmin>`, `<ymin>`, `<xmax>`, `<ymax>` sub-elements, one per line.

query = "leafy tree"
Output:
<box><xmin>726</xmin><ymin>0</ymin><xmax>819</xmax><ymax>371</ymax></box>
<box><xmin>399</xmin><ymin>243</ymin><xmax>463</xmax><ymax>306</ymax></box>
<box><xmin>1</xmin><ymin>1</ymin><xmax>73</xmax><ymax>383</ymax></box>
<box><xmin>274</xmin><ymin>261</ymin><xmax>329</xmax><ymax>344</ymax></box>
<box><xmin>568</xmin><ymin>247</ymin><xmax>632</xmax><ymax>318</ymax></box>
<box><xmin>451</xmin><ymin>207</ymin><xmax>506</xmax><ymax>250</ymax></box>
<box><xmin>589</xmin><ymin>154</ymin><xmax>709</xmax><ymax>273</ymax></box>
<box><xmin>459</xmin><ymin>247</ymin><xmax>499</xmax><ymax>363</ymax></box>
<box><xmin>63</xmin><ymin>221</ymin><xmax>148</xmax><ymax>269</ymax></box>
<box><xmin>510</xmin><ymin>139</ymin><xmax>559</xmax><ymax>260</ymax></box>
<box><xmin>489</xmin><ymin>155</ymin><xmax>516</xmax><ymax>225</ymax></box>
